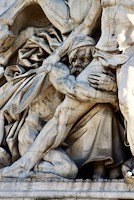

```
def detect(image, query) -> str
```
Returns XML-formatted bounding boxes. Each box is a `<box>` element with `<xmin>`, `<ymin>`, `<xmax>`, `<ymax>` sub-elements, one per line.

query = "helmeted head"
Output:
<box><xmin>68</xmin><ymin>36</ymin><xmax>95</xmax><ymax>74</ymax></box>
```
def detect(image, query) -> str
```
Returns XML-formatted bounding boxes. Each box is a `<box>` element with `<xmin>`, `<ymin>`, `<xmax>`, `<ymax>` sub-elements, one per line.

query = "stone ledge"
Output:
<box><xmin>0</xmin><ymin>179</ymin><xmax>133</xmax><ymax>199</ymax></box>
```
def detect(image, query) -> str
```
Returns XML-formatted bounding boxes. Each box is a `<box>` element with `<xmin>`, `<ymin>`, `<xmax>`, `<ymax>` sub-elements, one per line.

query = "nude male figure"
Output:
<box><xmin>45</xmin><ymin>0</ymin><xmax>134</xmax><ymax>182</ymax></box>
<box><xmin>0</xmin><ymin>39</ymin><xmax>117</xmax><ymax>178</ymax></box>
<box><xmin>0</xmin><ymin>0</ymin><xmax>119</xmax><ymax>178</ymax></box>
<box><xmin>0</xmin><ymin>0</ymin><xmax>134</xmax><ymax>182</ymax></box>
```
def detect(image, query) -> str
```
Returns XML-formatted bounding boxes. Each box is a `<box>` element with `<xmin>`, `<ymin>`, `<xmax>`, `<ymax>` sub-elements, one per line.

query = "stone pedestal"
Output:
<box><xmin>0</xmin><ymin>179</ymin><xmax>133</xmax><ymax>199</ymax></box>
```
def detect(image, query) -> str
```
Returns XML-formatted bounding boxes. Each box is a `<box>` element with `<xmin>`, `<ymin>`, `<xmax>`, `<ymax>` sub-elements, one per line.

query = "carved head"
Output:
<box><xmin>68</xmin><ymin>36</ymin><xmax>95</xmax><ymax>74</ymax></box>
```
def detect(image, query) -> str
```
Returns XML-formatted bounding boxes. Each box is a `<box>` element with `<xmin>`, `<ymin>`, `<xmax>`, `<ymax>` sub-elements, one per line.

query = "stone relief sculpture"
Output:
<box><xmin>0</xmin><ymin>0</ymin><xmax>133</xmax><ymax>183</ymax></box>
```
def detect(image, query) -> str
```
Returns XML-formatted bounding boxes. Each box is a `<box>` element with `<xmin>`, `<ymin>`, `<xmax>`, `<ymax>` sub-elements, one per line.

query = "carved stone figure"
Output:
<box><xmin>0</xmin><ymin>0</ymin><xmax>99</xmax><ymax>52</ymax></box>
<box><xmin>0</xmin><ymin>32</ymin><xmax>125</xmax><ymax>180</ymax></box>
<box><xmin>92</xmin><ymin>0</ymin><xmax>134</xmax><ymax>183</ymax></box>
<box><xmin>0</xmin><ymin>0</ymin><xmax>133</xmax><ymax>182</ymax></box>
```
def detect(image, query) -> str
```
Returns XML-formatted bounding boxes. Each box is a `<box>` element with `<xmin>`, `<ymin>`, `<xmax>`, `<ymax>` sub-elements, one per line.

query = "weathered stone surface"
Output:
<box><xmin>0</xmin><ymin>0</ymin><xmax>123</xmax><ymax>181</ymax></box>
<box><xmin>0</xmin><ymin>1</ymin><xmax>134</xmax><ymax>199</ymax></box>
<box><xmin>0</xmin><ymin>179</ymin><xmax>132</xmax><ymax>199</ymax></box>
<box><xmin>0</xmin><ymin>0</ymin><xmax>15</xmax><ymax>15</ymax></box>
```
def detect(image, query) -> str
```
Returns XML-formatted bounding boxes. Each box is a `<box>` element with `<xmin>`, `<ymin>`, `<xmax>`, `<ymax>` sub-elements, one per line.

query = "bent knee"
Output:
<box><xmin>44</xmin><ymin>149</ymin><xmax>78</xmax><ymax>179</ymax></box>
<box><xmin>56</xmin><ymin>161</ymin><xmax>78</xmax><ymax>179</ymax></box>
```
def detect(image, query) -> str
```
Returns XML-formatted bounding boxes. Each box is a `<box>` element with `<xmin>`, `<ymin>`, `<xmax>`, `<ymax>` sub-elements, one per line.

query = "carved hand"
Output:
<box><xmin>35</xmin><ymin>53</ymin><xmax>61</xmax><ymax>75</ymax></box>
<box><xmin>43</xmin><ymin>52</ymin><xmax>61</xmax><ymax>65</ymax></box>
<box><xmin>88</xmin><ymin>70</ymin><xmax>117</xmax><ymax>93</ymax></box>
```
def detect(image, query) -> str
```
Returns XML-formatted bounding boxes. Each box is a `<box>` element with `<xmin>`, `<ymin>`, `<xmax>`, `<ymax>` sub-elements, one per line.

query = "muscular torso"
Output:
<box><xmin>96</xmin><ymin>0</ymin><xmax>134</xmax><ymax>52</ymax></box>
<box><xmin>30</xmin><ymin>76</ymin><xmax>64</xmax><ymax>122</ymax></box>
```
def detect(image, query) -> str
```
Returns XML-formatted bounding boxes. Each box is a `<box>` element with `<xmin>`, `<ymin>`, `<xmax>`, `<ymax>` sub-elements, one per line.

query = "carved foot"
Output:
<box><xmin>0</xmin><ymin>166</ymin><xmax>68</xmax><ymax>180</ymax></box>
<box><xmin>0</xmin><ymin>24</ymin><xmax>15</xmax><ymax>52</ymax></box>
<box><xmin>30</xmin><ymin>171</ymin><xmax>68</xmax><ymax>180</ymax></box>
<box><xmin>122</xmin><ymin>157</ymin><xmax>134</xmax><ymax>184</ymax></box>
<box><xmin>0</xmin><ymin>162</ymin><xmax>31</xmax><ymax>178</ymax></box>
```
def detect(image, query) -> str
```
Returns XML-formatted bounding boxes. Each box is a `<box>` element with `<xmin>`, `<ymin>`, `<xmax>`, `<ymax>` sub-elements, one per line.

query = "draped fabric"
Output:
<box><xmin>0</xmin><ymin>27</ymin><xmax>126</xmax><ymax>179</ymax></box>
<box><xmin>0</xmin><ymin>27</ymin><xmax>63</xmax><ymax>163</ymax></box>
<box><xmin>66</xmin><ymin>104</ymin><xmax>126</xmax><ymax>170</ymax></box>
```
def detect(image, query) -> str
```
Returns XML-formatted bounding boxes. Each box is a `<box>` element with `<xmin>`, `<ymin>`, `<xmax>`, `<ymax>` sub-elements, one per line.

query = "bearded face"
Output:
<box><xmin>69</xmin><ymin>46</ymin><xmax>93</xmax><ymax>75</ymax></box>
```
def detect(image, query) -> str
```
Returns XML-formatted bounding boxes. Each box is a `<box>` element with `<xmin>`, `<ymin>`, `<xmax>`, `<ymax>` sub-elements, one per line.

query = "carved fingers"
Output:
<box><xmin>88</xmin><ymin>70</ymin><xmax>117</xmax><ymax>93</ymax></box>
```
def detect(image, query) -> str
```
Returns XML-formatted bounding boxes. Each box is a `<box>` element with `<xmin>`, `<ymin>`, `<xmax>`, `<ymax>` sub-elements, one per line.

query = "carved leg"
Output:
<box><xmin>0</xmin><ymin>0</ymin><xmax>72</xmax><ymax>52</ymax></box>
<box><xmin>0</xmin><ymin>0</ymin><xmax>33</xmax><ymax>52</ymax></box>
<box><xmin>0</xmin><ymin>58</ymin><xmax>108</xmax><ymax>178</ymax></box>
<box><xmin>117</xmin><ymin>58</ymin><xmax>134</xmax><ymax>155</ymax></box>
<box><xmin>117</xmin><ymin>55</ymin><xmax>134</xmax><ymax>182</ymax></box>
<box><xmin>33</xmin><ymin>148</ymin><xmax>78</xmax><ymax>179</ymax></box>
<box><xmin>37</xmin><ymin>0</ymin><xmax>72</xmax><ymax>34</ymax></box>
<box><xmin>18</xmin><ymin>111</ymin><xmax>41</xmax><ymax>156</ymax></box>
<box><xmin>0</xmin><ymin>97</ymin><xmax>92</xmax><ymax>178</ymax></box>
<box><xmin>0</xmin><ymin>0</ymin><xmax>33</xmax><ymax>24</ymax></box>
